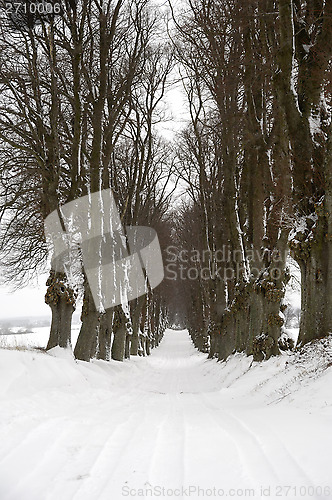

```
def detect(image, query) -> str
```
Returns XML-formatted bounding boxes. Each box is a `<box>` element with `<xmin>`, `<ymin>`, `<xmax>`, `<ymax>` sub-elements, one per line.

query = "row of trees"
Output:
<box><xmin>1</xmin><ymin>0</ymin><xmax>331</xmax><ymax>365</ymax></box>
<box><xmin>0</xmin><ymin>0</ymin><xmax>175</xmax><ymax>361</ymax></box>
<box><xmin>171</xmin><ymin>0</ymin><xmax>332</xmax><ymax>361</ymax></box>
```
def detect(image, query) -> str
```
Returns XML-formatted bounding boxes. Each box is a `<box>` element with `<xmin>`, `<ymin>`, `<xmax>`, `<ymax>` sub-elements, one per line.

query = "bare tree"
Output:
<box><xmin>173</xmin><ymin>0</ymin><xmax>293</xmax><ymax>360</ymax></box>
<box><xmin>0</xmin><ymin>2</ymin><xmax>86</xmax><ymax>347</ymax></box>
<box><xmin>0</xmin><ymin>0</ymin><xmax>174</xmax><ymax>359</ymax></box>
<box><xmin>276</xmin><ymin>0</ymin><xmax>332</xmax><ymax>345</ymax></box>
<box><xmin>73</xmin><ymin>10</ymin><xmax>175</xmax><ymax>362</ymax></box>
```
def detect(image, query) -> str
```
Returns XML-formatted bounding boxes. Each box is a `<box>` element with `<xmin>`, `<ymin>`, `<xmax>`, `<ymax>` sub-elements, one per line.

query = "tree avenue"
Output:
<box><xmin>0</xmin><ymin>0</ymin><xmax>174</xmax><ymax>361</ymax></box>
<box><xmin>172</xmin><ymin>0</ymin><xmax>332</xmax><ymax>360</ymax></box>
<box><xmin>0</xmin><ymin>0</ymin><xmax>331</xmax><ymax>363</ymax></box>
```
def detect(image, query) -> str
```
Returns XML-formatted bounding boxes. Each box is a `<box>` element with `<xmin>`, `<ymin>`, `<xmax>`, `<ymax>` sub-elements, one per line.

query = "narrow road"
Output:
<box><xmin>0</xmin><ymin>330</ymin><xmax>331</xmax><ymax>500</ymax></box>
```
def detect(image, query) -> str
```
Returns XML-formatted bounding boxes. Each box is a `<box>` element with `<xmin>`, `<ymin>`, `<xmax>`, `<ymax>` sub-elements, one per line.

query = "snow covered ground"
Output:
<box><xmin>1</xmin><ymin>329</ymin><xmax>332</xmax><ymax>500</ymax></box>
<box><xmin>0</xmin><ymin>324</ymin><xmax>81</xmax><ymax>351</ymax></box>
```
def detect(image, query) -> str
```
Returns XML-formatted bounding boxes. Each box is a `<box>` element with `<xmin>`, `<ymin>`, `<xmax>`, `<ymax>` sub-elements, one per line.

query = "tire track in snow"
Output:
<box><xmin>182</xmin><ymin>392</ymin><xmax>254</xmax><ymax>490</ymax></box>
<box><xmin>201</xmin><ymin>391</ymin><xmax>323</xmax><ymax>497</ymax></box>
<box><xmin>5</xmin><ymin>418</ymin><xmax>90</xmax><ymax>500</ymax></box>
<box><xmin>70</xmin><ymin>388</ymin><xmax>161</xmax><ymax>500</ymax></box>
<box><xmin>0</xmin><ymin>388</ymin><xmax>146</xmax><ymax>500</ymax></box>
<box><xmin>71</xmin><ymin>412</ymin><xmax>139</xmax><ymax>500</ymax></box>
<box><xmin>146</xmin><ymin>393</ymin><xmax>186</xmax><ymax>490</ymax></box>
<box><xmin>234</xmin><ymin>411</ymin><xmax>317</xmax><ymax>490</ymax></box>
<box><xmin>200</xmin><ymin>393</ymin><xmax>280</xmax><ymax>487</ymax></box>
<box><xmin>0</xmin><ymin>417</ymin><xmax>71</xmax><ymax>500</ymax></box>
<box><xmin>97</xmin><ymin>397</ymin><xmax>161</xmax><ymax>500</ymax></box>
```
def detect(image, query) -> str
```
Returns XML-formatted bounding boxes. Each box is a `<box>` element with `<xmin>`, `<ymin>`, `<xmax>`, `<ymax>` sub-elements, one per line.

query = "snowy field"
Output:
<box><xmin>1</xmin><ymin>329</ymin><xmax>332</xmax><ymax>500</ymax></box>
<box><xmin>0</xmin><ymin>324</ymin><xmax>81</xmax><ymax>351</ymax></box>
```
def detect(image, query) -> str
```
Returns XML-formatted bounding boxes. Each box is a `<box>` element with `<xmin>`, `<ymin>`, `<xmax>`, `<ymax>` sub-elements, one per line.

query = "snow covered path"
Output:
<box><xmin>1</xmin><ymin>329</ymin><xmax>332</xmax><ymax>500</ymax></box>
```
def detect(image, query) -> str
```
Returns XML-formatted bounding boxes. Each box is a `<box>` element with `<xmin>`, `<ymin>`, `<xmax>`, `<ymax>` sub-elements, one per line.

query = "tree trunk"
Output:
<box><xmin>130</xmin><ymin>296</ymin><xmax>145</xmax><ymax>356</ymax></box>
<box><xmin>248</xmin><ymin>232</ymin><xmax>290</xmax><ymax>360</ymax></box>
<box><xmin>111</xmin><ymin>325</ymin><xmax>127</xmax><ymax>361</ymax></box>
<box><xmin>125</xmin><ymin>334</ymin><xmax>131</xmax><ymax>359</ymax></box>
<box><xmin>45</xmin><ymin>270</ymin><xmax>75</xmax><ymax>350</ymax></box>
<box><xmin>139</xmin><ymin>335</ymin><xmax>146</xmax><ymax>356</ymax></box>
<box><xmin>111</xmin><ymin>306</ymin><xmax>127</xmax><ymax>361</ymax></box>
<box><xmin>130</xmin><ymin>330</ymin><xmax>140</xmax><ymax>356</ymax></box>
<box><xmin>208</xmin><ymin>325</ymin><xmax>220</xmax><ymax>359</ymax></box>
<box><xmin>277</xmin><ymin>0</ymin><xmax>332</xmax><ymax>346</ymax></box>
<box><xmin>74</xmin><ymin>279</ymin><xmax>99</xmax><ymax>362</ymax></box>
<box><xmin>146</xmin><ymin>337</ymin><xmax>151</xmax><ymax>356</ymax></box>
<box><xmin>96</xmin><ymin>310</ymin><xmax>113</xmax><ymax>361</ymax></box>
<box><xmin>292</xmin><ymin>207</ymin><xmax>332</xmax><ymax>345</ymax></box>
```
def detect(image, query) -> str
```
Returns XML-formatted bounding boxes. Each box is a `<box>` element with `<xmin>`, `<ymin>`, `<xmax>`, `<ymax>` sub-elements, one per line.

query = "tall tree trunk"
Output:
<box><xmin>130</xmin><ymin>296</ymin><xmax>145</xmax><ymax>356</ymax></box>
<box><xmin>111</xmin><ymin>305</ymin><xmax>127</xmax><ymax>361</ymax></box>
<box><xmin>96</xmin><ymin>309</ymin><xmax>113</xmax><ymax>361</ymax></box>
<box><xmin>125</xmin><ymin>333</ymin><xmax>131</xmax><ymax>359</ymax></box>
<box><xmin>74</xmin><ymin>279</ymin><xmax>99</xmax><ymax>361</ymax></box>
<box><xmin>292</xmin><ymin>202</ymin><xmax>332</xmax><ymax>345</ymax></box>
<box><xmin>45</xmin><ymin>270</ymin><xmax>75</xmax><ymax>350</ymax></box>
<box><xmin>293</xmin><ymin>117</ymin><xmax>332</xmax><ymax>346</ymax></box>
<box><xmin>248</xmin><ymin>233</ymin><xmax>290</xmax><ymax>360</ymax></box>
<box><xmin>207</xmin><ymin>279</ymin><xmax>225</xmax><ymax>358</ymax></box>
<box><xmin>146</xmin><ymin>337</ymin><xmax>151</xmax><ymax>356</ymax></box>
<box><xmin>277</xmin><ymin>0</ymin><xmax>332</xmax><ymax>345</ymax></box>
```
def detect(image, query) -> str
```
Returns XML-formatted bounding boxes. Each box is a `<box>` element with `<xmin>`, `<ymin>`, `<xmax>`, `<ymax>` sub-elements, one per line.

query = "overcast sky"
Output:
<box><xmin>0</xmin><ymin>279</ymin><xmax>50</xmax><ymax>319</ymax></box>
